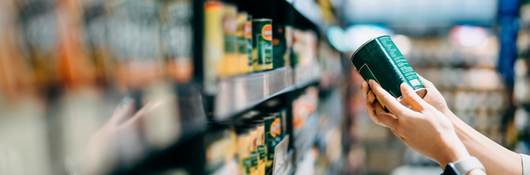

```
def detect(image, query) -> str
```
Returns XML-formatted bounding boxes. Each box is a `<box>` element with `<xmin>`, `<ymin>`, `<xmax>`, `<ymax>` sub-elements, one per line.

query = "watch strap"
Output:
<box><xmin>449</xmin><ymin>156</ymin><xmax>485</xmax><ymax>175</ymax></box>
<box><xmin>442</xmin><ymin>164</ymin><xmax>458</xmax><ymax>175</ymax></box>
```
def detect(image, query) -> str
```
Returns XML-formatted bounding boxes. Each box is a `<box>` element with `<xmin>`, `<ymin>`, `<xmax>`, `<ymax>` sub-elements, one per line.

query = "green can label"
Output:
<box><xmin>351</xmin><ymin>35</ymin><xmax>425</xmax><ymax>98</ymax></box>
<box><xmin>378</xmin><ymin>37</ymin><xmax>423</xmax><ymax>89</ymax></box>
<box><xmin>265</xmin><ymin>115</ymin><xmax>282</xmax><ymax>160</ymax></box>
<box><xmin>253</xmin><ymin>19</ymin><xmax>273</xmax><ymax>71</ymax></box>
<box><xmin>250</xmin><ymin>151</ymin><xmax>258</xmax><ymax>167</ymax></box>
<box><xmin>243</xmin><ymin>157</ymin><xmax>252</xmax><ymax>174</ymax></box>
<box><xmin>257</xmin><ymin>145</ymin><xmax>267</xmax><ymax>160</ymax></box>
<box><xmin>225</xmin><ymin>35</ymin><xmax>238</xmax><ymax>53</ymax></box>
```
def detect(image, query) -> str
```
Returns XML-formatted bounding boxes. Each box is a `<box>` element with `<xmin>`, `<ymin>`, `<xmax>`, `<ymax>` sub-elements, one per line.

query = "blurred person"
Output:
<box><xmin>361</xmin><ymin>76</ymin><xmax>527</xmax><ymax>175</ymax></box>
<box><xmin>85</xmin><ymin>98</ymin><xmax>163</xmax><ymax>174</ymax></box>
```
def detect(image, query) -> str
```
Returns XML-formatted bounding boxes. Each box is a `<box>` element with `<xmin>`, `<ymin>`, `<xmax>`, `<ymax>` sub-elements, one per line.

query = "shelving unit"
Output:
<box><xmin>107</xmin><ymin>0</ymin><xmax>345</xmax><ymax>175</ymax></box>
<box><xmin>214</xmin><ymin>67</ymin><xmax>295</xmax><ymax>120</ymax></box>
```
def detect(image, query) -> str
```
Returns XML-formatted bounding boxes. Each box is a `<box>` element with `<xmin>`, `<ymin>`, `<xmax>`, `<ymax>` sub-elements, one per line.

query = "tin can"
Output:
<box><xmin>264</xmin><ymin>114</ymin><xmax>283</xmax><ymax>171</ymax></box>
<box><xmin>252</xmin><ymin>19</ymin><xmax>273</xmax><ymax>71</ymax></box>
<box><xmin>236</xmin><ymin>126</ymin><xmax>252</xmax><ymax>175</ymax></box>
<box><xmin>237</xmin><ymin>13</ymin><xmax>251</xmax><ymax>73</ymax></box>
<box><xmin>244</xmin><ymin>15</ymin><xmax>254</xmax><ymax>72</ymax></box>
<box><xmin>218</xmin><ymin>4</ymin><xmax>238</xmax><ymax>78</ymax></box>
<box><xmin>203</xmin><ymin>1</ymin><xmax>224</xmax><ymax>93</ymax></box>
<box><xmin>350</xmin><ymin>35</ymin><xmax>426</xmax><ymax>99</ymax></box>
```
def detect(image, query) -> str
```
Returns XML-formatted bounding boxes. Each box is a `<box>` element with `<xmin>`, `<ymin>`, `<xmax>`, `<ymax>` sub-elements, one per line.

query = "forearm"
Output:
<box><xmin>447</xmin><ymin>111</ymin><xmax>521</xmax><ymax>175</ymax></box>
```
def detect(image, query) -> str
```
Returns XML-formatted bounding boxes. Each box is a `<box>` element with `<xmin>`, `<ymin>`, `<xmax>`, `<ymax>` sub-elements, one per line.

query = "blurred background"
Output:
<box><xmin>0</xmin><ymin>0</ymin><xmax>529</xmax><ymax>175</ymax></box>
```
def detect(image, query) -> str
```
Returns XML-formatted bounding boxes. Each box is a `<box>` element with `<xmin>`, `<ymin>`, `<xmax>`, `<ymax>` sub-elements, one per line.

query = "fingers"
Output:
<box><xmin>373</xmin><ymin>107</ymin><xmax>398</xmax><ymax>129</ymax></box>
<box><xmin>361</xmin><ymin>81</ymin><xmax>368</xmax><ymax>95</ymax></box>
<box><xmin>418</xmin><ymin>75</ymin><xmax>435</xmax><ymax>89</ymax></box>
<box><xmin>368</xmin><ymin>80</ymin><xmax>415</xmax><ymax>116</ymax></box>
<box><xmin>366</xmin><ymin>103</ymin><xmax>384</xmax><ymax>127</ymax></box>
<box><xmin>367</xmin><ymin>91</ymin><xmax>376</xmax><ymax>104</ymax></box>
<box><xmin>362</xmin><ymin>81</ymin><xmax>377</xmax><ymax>104</ymax></box>
<box><xmin>121</xmin><ymin>101</ymin><xmax>164</xmax><ymax>129</ymax></box>
<box><xmin>399</xmin><ymin>83</ymin><xmax>427</xmax><ymax>111</ymax></box>
<box><xmin>109</xmin><ymin>97</ymin><xmax>135</xmax><ymax>126</ymax></box>
<box><xmin>366</xmin><ymin>101</ymin><xmax>398</xmax><ymax>128</ymax></box>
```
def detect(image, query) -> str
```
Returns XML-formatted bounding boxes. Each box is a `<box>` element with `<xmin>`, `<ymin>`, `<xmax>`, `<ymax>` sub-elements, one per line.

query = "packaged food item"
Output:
<box><xmin>218</xmin><ymin>4</ymin><xmax>239</xmax><ymax>78</ymax></box>
<box><xmin>236</xmin><ymin>12</ymin><xmax>251</xmax><ymax>74</ymax></box>
<box><xmin>205</xmin><ymin>127</ymin><xmax>238</xmax><ymax>175</ymax></box>
<box><xmin>0</xmin><ymin>0</ymin><xmax>33</xmax><ymax>98</ymax></box>
<box><xmin>83</xmin><ymin>0</ymin><xmax>114</xmax><ymax>88</ymax></box>
<box><xmin>284</xmin><ymin>26</ymin><xmax>294</xmax><ymax>68</ymax></box>
<box><xmin>272</xmin><ymin>25</ymin><xmax>286</xmax><ymax>69</ymax></box>
<box><xmin>246</xmin><ymin>119</ymin><xmax>266</xmax><ymax>175</ymax></box>
<box><xmin>56</xmin><ymin>0</ymin><xmax>95</xmax><ymax>88</ymax></box>
<box><xmin>108</xmin><ymin>0</ymin><xmax>163</xmax><ymax>90</ymax></box>
<box><xmin>162</xmin><ymin>0</ymin><xmax>194</xmax><ymax>83</ymax></box>
<box><xmin>237</xmin><ymin>126</ymin><xmax>252</xmax><ymax>175</ymax></box>
<box><xmin>252</xmin><ymin>19</ymin><xmax>273</xmax><ymax>71</ymax></box>
<box><xmin>256</xmin><ymin>123</ymin><xmax>267</xmax><ymax>175</ymax></box>
<box><xmin>244</xmin><ymin>15</ymin><xmax>254</xmax><ymax>73</ymax></box>
<box><xmin>19</xmin><ymin>0</ymin><xmax>60</xmax><ymax>91</ymax></box>
<box><xmin>264</xmin><ymin>114</ymin><xmax>283</xmax><ymax>172</ymax></box>
<box><xmin>350</xmin><ymin>35</ymin><xmax>426</xmax><ymax>99</ymax></box>
<box><xmin>203</xmin><ymin>1</ymin><xmax>224</xmax><ymax>93</ymax></box>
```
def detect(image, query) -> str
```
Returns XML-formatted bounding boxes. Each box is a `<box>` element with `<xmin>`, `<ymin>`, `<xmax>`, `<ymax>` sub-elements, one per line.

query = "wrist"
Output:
<box><xmin>443</xmin><ymin>110</ymin><xmax>466</xmax><ymax>133</ymax></box>
<box><xmin>442</xmin><ymin>109</ymin><xmax>458</xmax><ymax>122</ymax></box>
<box><xmin>438</xmin><ymin>133</ymin><xmax>470</xmax><ymax>167</ymax></box>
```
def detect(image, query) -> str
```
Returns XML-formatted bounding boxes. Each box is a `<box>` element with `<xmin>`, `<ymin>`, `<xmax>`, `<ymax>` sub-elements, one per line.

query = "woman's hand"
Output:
<box><xmin>417</xmin><ymin>76</ymin><xmax>452</xmax><ymax>115</ymax></box>
<box><xmin>361</xmin><ymin>80</ymin><xmax>469</xmax><ymax>167</ymax></box>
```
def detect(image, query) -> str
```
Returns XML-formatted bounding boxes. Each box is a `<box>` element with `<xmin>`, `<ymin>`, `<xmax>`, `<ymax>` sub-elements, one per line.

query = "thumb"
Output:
<box><xmin>400</xmin><ymin>83</ymin><xmax>427</xmax><ymax>111</ymax></box>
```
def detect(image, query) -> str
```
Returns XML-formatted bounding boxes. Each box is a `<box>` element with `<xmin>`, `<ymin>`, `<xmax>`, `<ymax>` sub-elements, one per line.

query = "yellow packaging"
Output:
<box><xmin>244</xmin><ymin>16</ymin><xmax>254</xmax><ymax>73</ymax></box>
<box><xmin>204</xmin><ymin>1</ymin><xmax>224</xmax><ymax>92</ymax></box>
<box><xmin>238</xmin><ymin>131</ymin><xmax>251</xmax><ymax>175</ymax></box>
<box><xmin>256</xmin><ymin>124</ymin><xmax>267</xmax><ymax>175</ymax></box>
<box><xmin>217</xmin><ymin>4</ymin><xmax>239</xmax><ymax>78</ymax></box>
<box><xmin>249</xmin><ymin>128</ymin><xmax>258</xmax><ymax>175</ymax></box>
<box><xmin>236</xmin><ymin>13</ymin><xmax>250</xmax><ymax>74</ymax></box>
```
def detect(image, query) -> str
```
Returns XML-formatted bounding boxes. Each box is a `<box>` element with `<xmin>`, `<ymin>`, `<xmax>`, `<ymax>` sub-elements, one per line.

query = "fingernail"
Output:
<box><xmin>368</xmin><ymin>80</ymin><xmax>376</xmax><ymax>86</ymax></box>
<box><xmin>401</xmin><ymin>83</ymin><xmax>413</xmax><ymax>91</ymax></box>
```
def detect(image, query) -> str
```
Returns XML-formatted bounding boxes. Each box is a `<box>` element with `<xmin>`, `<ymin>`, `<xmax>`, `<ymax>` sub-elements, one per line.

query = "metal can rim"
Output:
<box><xmin>350</xmin><ymin>35</ymin><xmax>391</xmax><ymax>62</ymax></box>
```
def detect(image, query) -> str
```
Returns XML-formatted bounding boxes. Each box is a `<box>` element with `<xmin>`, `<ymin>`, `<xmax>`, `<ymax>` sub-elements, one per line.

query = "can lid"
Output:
<box><xmin>350</xmin><ymin>35</ymin><xmax>391</xmax><ymax>62</ymax></box>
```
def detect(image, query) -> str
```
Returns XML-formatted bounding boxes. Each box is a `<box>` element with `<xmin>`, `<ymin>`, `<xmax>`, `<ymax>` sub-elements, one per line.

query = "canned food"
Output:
<box><xmin>264</xmin><ymin>114</ymin><xmax>283</xmax><ymax>171</ymax></box>
<box><xmin>350</xmin><ymin>35</ymin><xmax>426</xmax><ymax>99</ymax></box>
<box><xmin>252</xmin><ymin>19</ymin><xmax>273</xmax><ymax>71</ymax></box>
<box><xmin>237</xmin><ymin>13</ymin><xmax>251</xmax><ymax>73</ymax></box>
<box><xmin>244</xmin><ymin>15</ymin><xmax>254</xmax><ymax>72</ymax></box>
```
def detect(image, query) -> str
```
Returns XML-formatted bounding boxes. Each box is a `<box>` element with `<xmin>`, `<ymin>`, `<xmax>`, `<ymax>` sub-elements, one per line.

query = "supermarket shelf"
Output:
<box><xmin>214</xmin><ymin>67</ymin><xmax>295</xmax><ymax>120</ymax></box>
<box><xmin>295</xmin><ymin>64</ymin><xmax>321</xmax><ymax>88</ymax></box>
<box><xmin>213</xmin><ymin>64</ymin><xmax>322</xmax><ymax>121</ymax></box>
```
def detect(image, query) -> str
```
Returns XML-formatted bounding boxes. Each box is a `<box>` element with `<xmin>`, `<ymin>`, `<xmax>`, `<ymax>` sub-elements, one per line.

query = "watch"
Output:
<box><xmin>442</xmin><ymin>156</ymin><xmax>485</xmax><ymax>175</ymax></box>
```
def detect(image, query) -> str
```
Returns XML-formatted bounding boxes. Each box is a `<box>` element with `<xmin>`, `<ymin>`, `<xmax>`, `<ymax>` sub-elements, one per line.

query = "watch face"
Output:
<box><xmin>442</xmin><ymin>164</ymin><xmax>458</xmax><ymax>175</ymax></box>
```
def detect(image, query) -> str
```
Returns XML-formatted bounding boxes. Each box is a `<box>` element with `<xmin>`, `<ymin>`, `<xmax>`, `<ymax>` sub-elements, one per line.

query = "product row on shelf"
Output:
<box><xmin>510</xmin><ymin>2</ymin><xmax>530</xmax><ymax>154</ymax></box>
<box><xmin>0</xmin><ymin>0</ymin><xmax>346</xmax><ymax>174</ymax></box>
<box><xmin>202</xmin><ymin>0</ymin><xmax>326</xmax><ymax>120</ymax></box>
<box><xmin>204</xmin><ymin>110</ymin><xmax>289</xmax><ymax>175</ymax></box>
<box><xmin>405</xmin><ymin>33</ymin><xmax>498</xmax><ymax>69</ymax></box>
<box><xmin>116</xmin><ymin>86</ymin><xmax>347</xmax><ymax>175</ymax></box>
